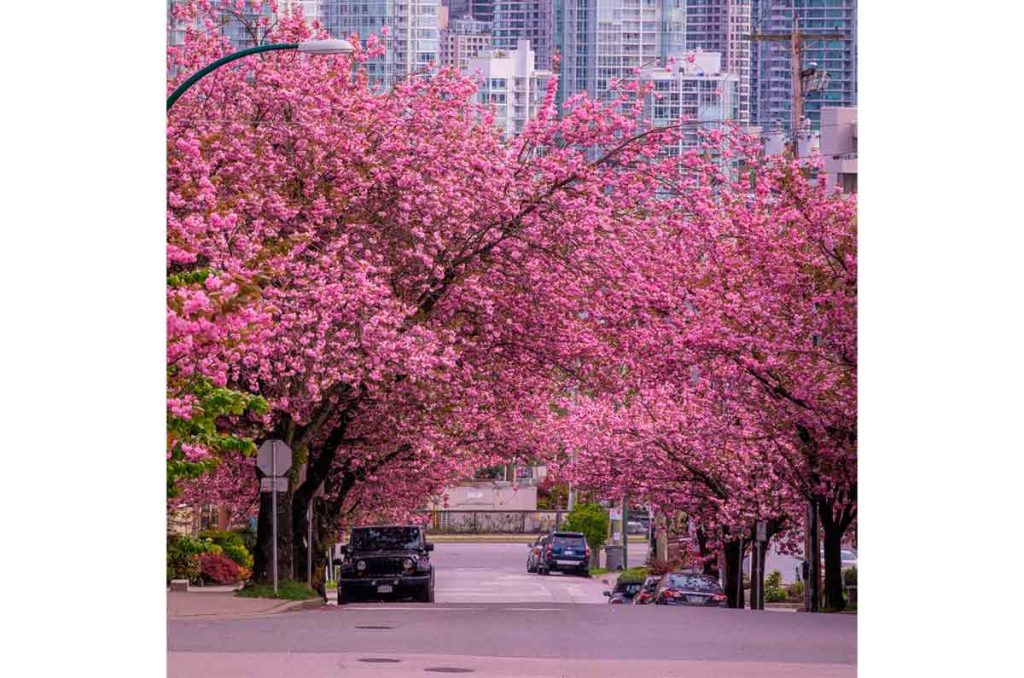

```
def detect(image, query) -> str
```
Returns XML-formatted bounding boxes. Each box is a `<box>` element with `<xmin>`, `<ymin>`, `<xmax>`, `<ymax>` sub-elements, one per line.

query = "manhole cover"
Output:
<box><xmin>424</xmin><ymin>669</ymin><xmax>475</xmax><ymax>674</ymax></box>
<box><xmin>358</xmin><ymin>658</ymin><xmax>401</xmax><ymax>663</ymax></box>
<box><xmin>354</xmin><ymin>625</ymin><xmax>393</xmax><ymax>630</ymax></box>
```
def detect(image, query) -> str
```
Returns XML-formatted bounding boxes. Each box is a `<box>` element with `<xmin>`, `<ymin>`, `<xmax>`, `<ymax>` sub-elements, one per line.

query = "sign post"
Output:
<box><xmin>258</xmin><ymin>440</ymin><xmax>293</xmax><ymax>595</ymax></box>
<box><xmin>754</xmin><ymin>521</ymin><xmax>767</xmax><ymax>610</ymax></box>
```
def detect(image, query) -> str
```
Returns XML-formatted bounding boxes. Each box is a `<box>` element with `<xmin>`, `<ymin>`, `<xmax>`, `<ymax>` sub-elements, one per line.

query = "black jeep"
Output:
<box><xmin>335</xmin><ymin>525</ymin><xmax>435</xmax><ymax>603</ymax></box>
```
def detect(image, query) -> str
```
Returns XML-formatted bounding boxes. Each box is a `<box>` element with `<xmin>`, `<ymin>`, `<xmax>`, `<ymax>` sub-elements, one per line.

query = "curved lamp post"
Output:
<box><xmin>167</xmin><ymin>38</ymin><xmax>354</xmax><ymax>111</ymax></box>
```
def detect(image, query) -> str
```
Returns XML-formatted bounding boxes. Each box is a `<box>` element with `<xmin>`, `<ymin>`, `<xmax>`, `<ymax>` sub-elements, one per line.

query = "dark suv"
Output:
<box><xmin>335</xmin><ymin>525</ymin><xmax>435</xmax><ymax>603</ymax></box>
<box><xmin>536</xmin><ymin>531</ymin><xmax>590</xmax><ymax>576</ymax></box>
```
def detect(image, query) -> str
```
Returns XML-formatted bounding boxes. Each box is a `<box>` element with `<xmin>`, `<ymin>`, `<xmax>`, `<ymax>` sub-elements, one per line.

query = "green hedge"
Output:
<box><xmin>561</xmin><ymin>503</ymin><xmax>610</xmax><ymax>553</ymax></box>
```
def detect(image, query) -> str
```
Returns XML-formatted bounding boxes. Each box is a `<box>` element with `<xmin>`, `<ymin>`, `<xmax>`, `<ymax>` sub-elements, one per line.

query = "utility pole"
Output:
<box><xmin>747</xmin><ymin>14</ymin><xmax>844</xmax><ymax>146</ymax></box>
<box><xmin>622</xmin><ymin>495</ymin><xmax>629</xmax><ymax>571</ymax></box>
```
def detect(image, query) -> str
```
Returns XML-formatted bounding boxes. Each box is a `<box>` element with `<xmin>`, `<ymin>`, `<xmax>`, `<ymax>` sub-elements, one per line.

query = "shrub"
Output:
<box><xmin>200</xmin><ymin>552</ymin><xmax>242</xmax><ymax>584</ymax></box>
<box><xmin>237</xmin><ymin>566</ymin><xmax>252</xmax><ymax>583</ymax></box>
<box><xmin>234</xmin><ymin>527</ymin><xmax>257</xmax><ymax>553</ymax></box>
<box><xmin>561</xmin><ymin>502</ymin><xmax>610</xmax><ymax>554</ymax></box>
<box><xmin>765</xmin><ymin>570</ymin><xmax>786</xmax><ymax>602</ymax></box>
<box><xmin>617</xmin><ymin>567</ymin><xmax>649</xmax><ymax>584</ymax></box>
<box><xmin>199</xmin><ymin>530</ymin><xmax>253</xmax><ymax>569</ymax></box>
<box><xmin>844</xmin><ymin>565</ymin><xmax>857</xmax><ymax>586</ymax></box>
<box><xmin>170</xmin><ymin>535</ymin><xmax>219</xmax><ymax>556</ymax></box>
<box><xmin>222</xmin><ymin>543</ymin><xmax>253</xmax><ymax>568</ymax></box>
<box><xmin>200</xmin><ymin>529</ymin><xmax>244</xmax><ymax>548</ymax></box>
<box><xmin>787</xmin><ymin>580</ymin><xmax>804</xmax><ymax>599</ymax></box>
<box><xmin>168</xmin><ymin>550</ymin><xmax>201</xmax><ymax>583</ymax></box>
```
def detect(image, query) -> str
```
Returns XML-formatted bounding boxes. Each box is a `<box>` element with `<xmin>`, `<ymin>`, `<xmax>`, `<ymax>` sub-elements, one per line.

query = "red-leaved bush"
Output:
<box><xmin>200</xmin><ymin>552</ymin><xmax>241</xmax><ymax>584</ymax></box>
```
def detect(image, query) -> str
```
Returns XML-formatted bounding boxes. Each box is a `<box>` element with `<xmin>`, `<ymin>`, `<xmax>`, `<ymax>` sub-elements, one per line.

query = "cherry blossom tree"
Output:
<box><xmin>536</xmin><ymin>134</ymin><xmax>856</xmax><ymax>608</ymax></box>
<box><xmin>167</xmin><ymin>2</ymin><xmax>856</xmax><ymax>607</ymax></box>
<box><xmin>167</xmin><ymin>0</ymin><xmax>690</xmax><ymax>582</ymax></box>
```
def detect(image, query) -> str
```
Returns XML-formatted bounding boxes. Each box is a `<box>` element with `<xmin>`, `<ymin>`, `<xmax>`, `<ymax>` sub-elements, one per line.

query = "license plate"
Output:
<box><xmin>687</xmin><ymin>595</ymin><xmax>704</xmax><ymax>603</ymax></box>
<box><xmin>564</xmin><ymin>550</ymin><xmax>574</xmax><ymax>554</ymax></box>
<box><xmin>377</xmin><ymin>585</ymin><xmax>393</xmax><ymax>593</ymax></box>
<box><xmin>556</xmin><ymin>559</ymin><xmax>577</xmax><ymax>565</ymax></box>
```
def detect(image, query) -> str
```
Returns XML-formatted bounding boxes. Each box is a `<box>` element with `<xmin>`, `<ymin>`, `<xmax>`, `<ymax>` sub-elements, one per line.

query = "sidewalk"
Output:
<box><xmin>169</xmin><ymin>652</ymin><xmax>855</xmax><ymax>678</ymax></box>
<box><xmin>168</xmin><ymin>591</ymin><xmax>323</xmax><ymax>620</ymax></box>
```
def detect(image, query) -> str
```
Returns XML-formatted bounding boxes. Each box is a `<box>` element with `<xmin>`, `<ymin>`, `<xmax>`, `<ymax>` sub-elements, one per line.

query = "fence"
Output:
<box><xmin>415</xmin><ymin>510</ymin><xmax>571</xmax><ymax>535</ymax></box>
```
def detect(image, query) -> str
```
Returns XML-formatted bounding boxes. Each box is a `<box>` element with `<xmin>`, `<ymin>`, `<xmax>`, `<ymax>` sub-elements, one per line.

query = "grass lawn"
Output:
<box><xmin>236</xmin><ymin>580</ymin><xmax>320</xmax><ymax>601</ymax></box>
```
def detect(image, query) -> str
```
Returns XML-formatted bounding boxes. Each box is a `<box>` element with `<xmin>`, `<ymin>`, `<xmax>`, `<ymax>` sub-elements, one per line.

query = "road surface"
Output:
<box><xmin>168</xmin><ymin>543</ymin><xmax>855</xmax><ymax>677</ymax></box>
<box><xmin>434</xmin><ymin>542</ymin><xmax>614</xmax><ymax>603</ymax></box>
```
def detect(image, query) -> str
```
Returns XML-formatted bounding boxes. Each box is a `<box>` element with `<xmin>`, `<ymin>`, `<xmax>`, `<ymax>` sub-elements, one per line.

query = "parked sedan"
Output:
<box><xmin>653</xmin><ymin>572</ymin><xmax>728</xmax><ymax>606</ymax></box>
<box><xmin>603</xmin><ymin>580</ymin><xmax>643</xmax><ymax>604</ymax></box>
<box><xmin>633</xmin><ymin>575</ymin><xmax>662</xmax><ymax>605</ymax></box>
<box><xmin>526</xmin><ymin>534</ymin><xmax>549</xmax><ymax>573</ymax></box>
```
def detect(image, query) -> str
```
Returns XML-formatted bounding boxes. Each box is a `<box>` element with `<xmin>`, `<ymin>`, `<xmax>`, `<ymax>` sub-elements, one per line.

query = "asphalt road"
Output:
<box><xmin>434</xmin><ymin>542</ymin><xmax>611</xmax><ymax>604</ymax></box>
<box><xmin>168</xmin><ymin>543</ymin><xmax>856</xmax><ymax>677</ymax></box>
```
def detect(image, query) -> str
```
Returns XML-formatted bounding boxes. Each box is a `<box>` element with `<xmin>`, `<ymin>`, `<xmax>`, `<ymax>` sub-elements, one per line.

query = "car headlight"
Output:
<box><xmin>403</xmin><ymin>558</ymin><xmax>414</xmax><ymax>571</ymax></box>
<box><xmin>356</xmin><ymin>560</ymin><xmax>366</xmax><ymax>571</ymax></box>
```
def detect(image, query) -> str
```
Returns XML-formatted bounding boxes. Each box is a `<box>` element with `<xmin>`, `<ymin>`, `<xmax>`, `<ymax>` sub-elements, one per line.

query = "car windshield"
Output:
<box><xmin>841</xmin><ymin>551</ymin><xmax>856</xmax><ymax>560</ymax></box>
<box><xmin>351</xmin><ymin>527</ymin><xmax>422</xmax><ymax>551</ymax></box>
<box><xmin>665</xmin><ymin>574</ymin><xmax>720</xmax><ymax>592</ymax></box>
<box><xmin>552</xmin><ymin>536</ymin><xmax>586</xmax><ymax>548</ymax></box>
<box><xmin>617</xmin><ymin>583</ymin><xmax>642</xmax><ymax>595</ymax></box>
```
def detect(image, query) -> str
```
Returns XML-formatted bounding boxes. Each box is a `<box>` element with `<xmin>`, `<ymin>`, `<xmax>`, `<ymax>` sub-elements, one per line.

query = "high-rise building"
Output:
<box><xmin>446</xmin><ymin>0</ymin><xmax>497</xmax><ymax>22</ymax></box>
<box><xmin>560</xmin><ymin>0</ymin><xmax>689</xmax><ymax>104</ymax></box>
<box><xmin>280</xmin><ymin>0</ymin><xmax>325</xmax><ymax>24</ymax></box>
<box><xmin>466</xmin><ymin>39</ymin><xmax>553</xmax><ymax>136</ymax></box>
<box><xmin>682</xmin><ymin>1</ymin><xmax>752</xmax><ymax>123</ymax></box>
<box><xmin>492</xmin><ymin>1</ymin><xmax>555</xmax><ymax>70</ymax></box>
<box><xmin>168</xmin><ymin>1</ymin><xmax>325</xmax><ymax>50</ymax></box>
<box><xmin>325</xmin><ymin>0</ymin><xmax>442</xmax><ymax>89</ymax></box>
<box><xmin>441</xmin><ymin>14</ymin><xmax>493</xmax><ymax>70</ymax></box>
<box><xmin>751</xmin><ymin>0</ymin><xmax>857</xmax><ymax>130</ymax></box>
<box><xmin>640</xmin><ymin>49</ymin><xmax>738</xmax><ymax>152</ymax></box>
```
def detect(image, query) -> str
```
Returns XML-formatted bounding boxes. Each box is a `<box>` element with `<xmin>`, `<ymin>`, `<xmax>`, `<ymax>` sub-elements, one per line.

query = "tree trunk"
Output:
<box><xmin>696</xmin><ymin>528</ymin><xmax>718</xmax><ymax>577</ymax></box>
<box><xmin>255</xmin><ymin>389</ymin><xmax>364</xmax><ymax>587</ymax></box>
<box><xmin>822</xmin><ymin>528</ymin><xmax>844</xmax><ymax>610</ymax></box>
<box><xmin>253</xmin><ymin>486</ymin><xmax>293</xmax><ymax>583</ymax></box>
<box><xmin>723</xmin><ymin>538</ymin><xmax>746</xmax><ymax>609</ymax></box>
<box><xmin>818</xmin><ymin>495</ymin><xmax>853</xmax><ymax>611</ymax></box>
<box><xmin>749</xmin><ymin>530</ymin><xmax>771</xmax><ymax>610</ymax></box>
<box><xmin>747</xmin><ymin>519</ymin><xmax>783</xmax><ymax>611</ymax></box>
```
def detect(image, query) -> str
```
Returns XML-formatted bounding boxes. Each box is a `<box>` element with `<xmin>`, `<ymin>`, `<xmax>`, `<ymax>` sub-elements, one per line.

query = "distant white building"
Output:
<box><xmin>465</xmin><ymin>39</ymin><xmax>552</xmax><ymax>137</ymax></box>
<box><xmin>820</xmin><ymin>106</ymin><xmax>857</xmax><ymax>194</ymax></box>
<box><xmin>640</xmin><ymin>50</ymin><xmax>739</xmax><ymax>153</ymax></box>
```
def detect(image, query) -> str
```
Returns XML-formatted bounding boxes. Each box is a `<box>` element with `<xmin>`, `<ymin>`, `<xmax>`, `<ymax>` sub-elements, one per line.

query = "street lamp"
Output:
<box><xmin>167</xmin><ymin>39</ymin><xmax>354</xmax><ymax>111</ymax></box>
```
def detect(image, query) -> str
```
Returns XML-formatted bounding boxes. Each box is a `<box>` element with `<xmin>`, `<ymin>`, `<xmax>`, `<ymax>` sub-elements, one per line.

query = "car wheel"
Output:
<box><xmin>579</xmin><ymin>569</ymin><xmax>590</xmax><ymax>577</ymax></box>
<box><xmin>339</xmin><ymin>587</ymin><xmax>355</xmax><ymax>604</ymax></box>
